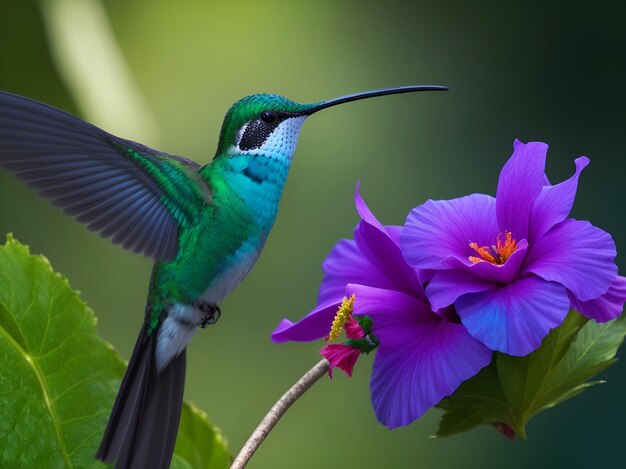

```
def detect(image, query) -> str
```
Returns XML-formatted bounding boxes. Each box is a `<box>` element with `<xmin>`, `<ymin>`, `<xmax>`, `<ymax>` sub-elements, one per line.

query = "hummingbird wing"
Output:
<box><xmin>0</xmin><ymin>91</ymin><xmax>207</xmax><ymax>261</ymax></box>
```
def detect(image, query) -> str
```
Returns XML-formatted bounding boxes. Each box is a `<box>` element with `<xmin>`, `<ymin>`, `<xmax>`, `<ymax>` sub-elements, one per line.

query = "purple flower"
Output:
<box><xmin>401</xmin><ymin>140</ymin><xmax>626</xmax><ymax>356</ymax></box>
<box><xmin>272</xmin><ymin>185</ymin><xmax>492</xmax><ymax>429</ymax></box>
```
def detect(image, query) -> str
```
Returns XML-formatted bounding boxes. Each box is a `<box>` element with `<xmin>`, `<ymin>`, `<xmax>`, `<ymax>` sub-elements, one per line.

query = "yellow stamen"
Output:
<box><xmin>326</xmin><ymin>295</ymin><xmax>355</xmax><ymax>342</ymax></box>
<box><xmin>469</xmin><ymin>231</ymin><xmax>518</xmax><ymax>265</ymax></box>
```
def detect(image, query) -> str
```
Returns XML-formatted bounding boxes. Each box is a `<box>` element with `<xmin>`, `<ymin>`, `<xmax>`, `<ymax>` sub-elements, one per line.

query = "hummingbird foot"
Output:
<box><xmin>196</xmin><ymin>302</ymin><xmax>221</xmax><ymax>328</ymax></box>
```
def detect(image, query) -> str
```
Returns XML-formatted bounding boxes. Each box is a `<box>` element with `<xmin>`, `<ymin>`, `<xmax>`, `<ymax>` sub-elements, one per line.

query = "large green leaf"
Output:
<box><xmin>172</xmin><ymin>402</ymin><xmax>231</xmax><ymax>469</ymax></box>
<box><xmin>0</xmin><ymin>235</ymin><xmax>230</xmax><ymax>468</ymax></box>
<box><xmin>436</xmin><ymin>310</ymin><xmax>626</xmax><ymax>438</ymax></box>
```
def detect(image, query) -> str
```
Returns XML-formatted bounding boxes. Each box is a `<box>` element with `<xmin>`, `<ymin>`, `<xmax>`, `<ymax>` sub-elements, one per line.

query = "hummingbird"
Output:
<box><xmin>0</xmin><ymin>84</ymin><xmax>447</xmax><ymax>468</ymax></box>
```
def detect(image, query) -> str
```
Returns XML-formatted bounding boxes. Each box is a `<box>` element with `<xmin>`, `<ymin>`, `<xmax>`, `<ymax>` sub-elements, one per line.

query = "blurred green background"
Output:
<box><xmin>1</xmin><ymin>1</ymin><xmax>625</xmax><ymax>467</ymax></box>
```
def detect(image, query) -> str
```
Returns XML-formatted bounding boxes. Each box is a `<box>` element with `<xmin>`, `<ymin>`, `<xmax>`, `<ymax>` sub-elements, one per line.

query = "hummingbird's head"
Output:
<box><xmin>214</xmin><ymin>93</ymin><xmax>314</xmax><ymax>162</ymax></box>
<box><xmin>214</xmin><ymin>85</ymin><xmax>449</xmax><ymax>162</ymax></box>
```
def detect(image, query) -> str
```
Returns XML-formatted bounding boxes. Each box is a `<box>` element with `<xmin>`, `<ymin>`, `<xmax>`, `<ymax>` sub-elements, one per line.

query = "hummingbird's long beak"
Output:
<box><xmin>304</xmin><ymin>85</ymin><xmax>449</xmax><ymax>114</ymax></box>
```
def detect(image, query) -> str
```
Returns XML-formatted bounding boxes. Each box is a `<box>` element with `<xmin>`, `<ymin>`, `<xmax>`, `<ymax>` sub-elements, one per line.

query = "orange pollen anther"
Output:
<box><xmin>469</xmin><ymin>231</ymin><xmax>518</xmax><ymax>265</ymax></box>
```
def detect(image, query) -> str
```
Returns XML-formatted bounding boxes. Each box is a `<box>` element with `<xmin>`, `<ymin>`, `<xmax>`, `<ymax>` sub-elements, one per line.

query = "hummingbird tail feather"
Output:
<box><xmin>96</xmin><ymin>324</ymin><xmax>186</xmax><ymax>469</ymax></box>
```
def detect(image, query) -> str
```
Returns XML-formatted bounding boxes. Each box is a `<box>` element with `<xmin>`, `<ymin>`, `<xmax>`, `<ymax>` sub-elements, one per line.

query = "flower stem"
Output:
<box><xmin>230</xmin><ymin>359</ymin><xmax>330</xmax><ymax>469</ymax></box>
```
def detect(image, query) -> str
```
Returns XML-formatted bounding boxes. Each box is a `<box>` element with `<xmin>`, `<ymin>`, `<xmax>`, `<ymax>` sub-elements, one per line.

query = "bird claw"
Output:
<box><xmin>196</xmin><ymin>302</ymin><xmax>221</xmax><ymax>328</ymax></box>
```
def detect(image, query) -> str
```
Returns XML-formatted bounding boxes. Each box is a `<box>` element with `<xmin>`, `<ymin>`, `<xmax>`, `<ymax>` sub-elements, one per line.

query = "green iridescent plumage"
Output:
<box><xmin>116</xmin><ymin>144</ymin><xmax>209</xmax><ymax>226</ymax></box>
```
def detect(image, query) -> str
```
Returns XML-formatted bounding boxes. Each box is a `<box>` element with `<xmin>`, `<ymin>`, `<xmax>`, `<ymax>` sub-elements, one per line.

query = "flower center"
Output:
<box><xmin>469</xmin><ymin>231</ymin><xmax>518</xmax><ymax>265</ymax></box>
<box><xmin>326</xmin><ymin>295</ymin><xmax>355</xmax><ymax>341</ymax></box>
<box><xmin>440</xmin><ymin>305</ymin><xmax>461</xmax><ymax>323</ymax></box>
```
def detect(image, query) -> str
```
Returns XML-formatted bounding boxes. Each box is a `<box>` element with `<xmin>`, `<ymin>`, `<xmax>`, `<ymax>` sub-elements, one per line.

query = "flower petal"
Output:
<box><xmin>320</xmin><ymin>344</ymin><xmax>361</xmax><ymax>378</ymax></box>
<box><xmin>351</xmin><ymin>288</ymin><xmax>491</xmax><ymax>428</ymax></box>
<box><xmin>271</xmin><ymin>300</ymin><xmax>341</xmax><ymax>343</ymax></box>
<box><xmin>496</xmin><ymin>140</ymin><xmax>548</xmax><ymax>239</ymax></box>
<box><xmin>317</xmin><ymin>239</ymin><xmax>392</xmax><ymax>305</ymax></box>
<box><xmin>330</xmin><ymin>184</ymin><xmax>423</xmax><ymax>299</ymax></box>
<box><xmin>456</xmin><ymin>276</ymin><xmax>570</xmax><ymax>356</ymax></box>
<box><xmin>530</xmin><ymin>156</ymin><xmax>589</xmax><ymax>241</ymax></box>
<box><xmin>346</xmin><ymin>283</ymin><xmax>433</xmax><ymax>320</ymax></box>
<box><xmin>318</xmin><ymin>184</ymin><xmax>422</xmax><ymax>304</ymax></box>
<box><xmin>526</xmin><ymin>219</ymin><xmax>618</xmax><ymax>301</ymax></box>
<box><xmin>355</xmin><ymin>219</ymin><xmax>423</xmax><ymax>298</ymax></box>
<box><xmin>384</xmin><ymin>225</ymin><xmax>403</xmax><ymax>246</ymax></box>
<box><xmin>570</xmin><ymin>275</ymin><xmax>626</xmax><ymax>323</ymax></box>
<box><xmin>401</xmin><ymin>194</ymin><xmax>498</xmax><ymax>269</ymax></box>
<box><xmin>343</xmin><ymin>316</ymin><xmax>365</xmax><ymax>339</ymax></box>
<box><xmin>426</xmin><ymin>269</ymin><xmax>495</xmax><ymax>312</ymax></box>
<box><xmin>354</xmin><ymin>181</ymin><xmax>386</xmax><ymax>232</ymax></box>
<box><xmin>346</xmin><ymin>284</ymin><xmax>492</xmax><ymax>428</ymax></box>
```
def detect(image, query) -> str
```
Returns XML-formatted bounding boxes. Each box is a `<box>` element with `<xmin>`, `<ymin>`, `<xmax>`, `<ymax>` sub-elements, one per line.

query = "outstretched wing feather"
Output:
<box><xmin>0</xmin><ymin>91</ymin><xmax>201</xmax><ymax>261</ymax></box>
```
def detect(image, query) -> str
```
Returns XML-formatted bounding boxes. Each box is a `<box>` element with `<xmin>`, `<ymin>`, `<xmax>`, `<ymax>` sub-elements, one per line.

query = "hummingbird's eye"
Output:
<box><xmin>260</xmin><ymin>111</ymin><xmax>276</xmax><ymax>124</ymax></box>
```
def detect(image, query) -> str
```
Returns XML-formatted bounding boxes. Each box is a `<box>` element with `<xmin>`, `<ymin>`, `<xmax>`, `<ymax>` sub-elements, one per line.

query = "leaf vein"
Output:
<box><xmin>0</xmin><ymin>323</ymin><xmax>72</xmax><ymax>468</ymax></box>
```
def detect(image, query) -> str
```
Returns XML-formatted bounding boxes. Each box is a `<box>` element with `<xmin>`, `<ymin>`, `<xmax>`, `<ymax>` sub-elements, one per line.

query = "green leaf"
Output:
<box><xmin>0</xmin><ymin>235</ymin><xmax>230</xmax><ymax>468</ymax></box>
<box><xmin>172</xmin><ymin>402</ymin><xmax>231</xmax><ymax>469</ymax></box>
<box><xmin>436</xmin><ymin>310</ymin><xmax>626</xmax><ymax>438</ymax></box>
